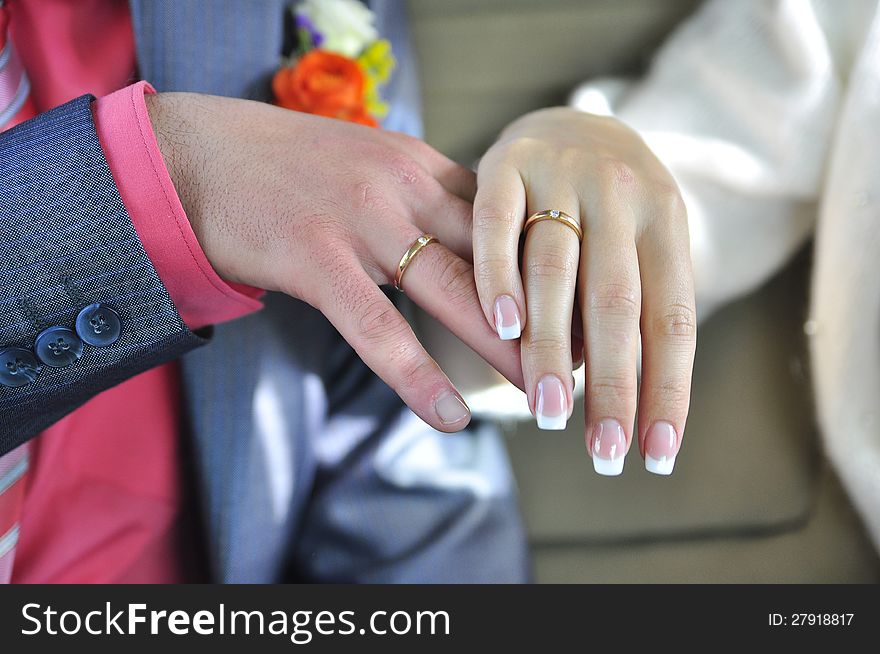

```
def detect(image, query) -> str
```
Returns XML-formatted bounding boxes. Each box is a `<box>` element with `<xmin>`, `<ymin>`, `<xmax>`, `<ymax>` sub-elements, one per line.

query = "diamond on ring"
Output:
<box><xmin>523</xmin><ymin>210</ymin><xmax>584</xmax><ymax>242</ymax></box>
<box><xmin>394</xmin><ymin>234</ymin><xmax>440</xmax><ymax>291</ymax></box>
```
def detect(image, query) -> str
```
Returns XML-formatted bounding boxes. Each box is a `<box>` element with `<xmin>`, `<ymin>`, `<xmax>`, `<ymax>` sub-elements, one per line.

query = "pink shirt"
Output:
<box><xmin>9</xmin><ymin>0</ymin><xmax>262</xmax><ymax>582</ymax></box>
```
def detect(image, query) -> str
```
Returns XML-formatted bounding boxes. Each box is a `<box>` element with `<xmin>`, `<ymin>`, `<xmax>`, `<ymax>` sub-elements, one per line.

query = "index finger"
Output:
<box><xmin>321</xmin><ymin>263</ymin><xmax>473</xmax><ymax>433</ymax></box>
<box><xmin>472</xmin><ymin>158</ymin><xmax>528</xmax><ymax>342</ymax></box>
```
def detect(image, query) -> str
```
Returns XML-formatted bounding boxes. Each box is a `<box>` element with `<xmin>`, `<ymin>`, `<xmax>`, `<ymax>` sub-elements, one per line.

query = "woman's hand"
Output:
<box><xmin>474</xmin><ymin>107</ymin><xmax>696</xmax><ymax>475</ymax></box>
<box><xmin>146</xmin><ymin>92</ymin><xmax>524</xmax><ymax>434</ymax></box>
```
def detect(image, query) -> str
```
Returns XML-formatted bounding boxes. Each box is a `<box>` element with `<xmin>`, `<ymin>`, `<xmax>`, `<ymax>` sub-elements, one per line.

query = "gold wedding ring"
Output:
<box><xmin>523</xmin><ymin>209</ymin><xmax>583</xmax><ymax>242</ymax></box>
<box><xmin>394</xmin><ymin>234</ymin><xmax>439</xmax><ymax>291</ymax></box>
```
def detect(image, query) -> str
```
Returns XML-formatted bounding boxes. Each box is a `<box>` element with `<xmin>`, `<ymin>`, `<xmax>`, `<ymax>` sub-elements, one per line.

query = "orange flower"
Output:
<box><xmin>272</xmin><ymin>50</ymin><xmax>379</xmax><ymax>127</ymax></box>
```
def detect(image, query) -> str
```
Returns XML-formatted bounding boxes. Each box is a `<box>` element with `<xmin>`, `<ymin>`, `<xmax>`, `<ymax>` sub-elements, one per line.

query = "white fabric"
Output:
<box><xmin>568</xmin><ymin>0</ymin><xmax>880</xmax><ymax>549</ymax></box>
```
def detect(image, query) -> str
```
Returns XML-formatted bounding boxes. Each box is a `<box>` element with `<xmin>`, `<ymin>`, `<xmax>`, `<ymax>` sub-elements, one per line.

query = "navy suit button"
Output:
<box><xmin>0</xmin><ymin>347</ymin><xmax>42</xmax><ymax>387</ymax></box>
<box><xmin>75</xmin><ymin>303</ymin><xmax>121</xmax><ymax>346</ymax></box>
<box><xmin>35</xmin><ymin>326</ymin><xmax>84</xmax><ymax>367</ymax></box>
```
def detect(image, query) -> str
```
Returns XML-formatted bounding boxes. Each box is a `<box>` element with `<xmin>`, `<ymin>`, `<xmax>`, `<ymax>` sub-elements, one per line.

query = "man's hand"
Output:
<box><xmin>146</xmin><ymin>92</ymin><xmax>523</xmax><ymax>432</ymax></box>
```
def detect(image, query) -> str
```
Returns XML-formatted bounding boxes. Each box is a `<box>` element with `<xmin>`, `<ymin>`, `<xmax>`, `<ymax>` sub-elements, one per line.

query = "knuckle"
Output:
<box><xmin>383</xmin><ymin>151</ymin><xmax>425</xmax><ymax>187</ymax></box>
<box><xmin>590</xmin><ymin>374</ymin><xmax>637</xmax><ymax>402</ymax></box>
<box><xmin>356</xmin><ymin>299</ymin><xmax>409</xmax><ymax>344</ymax></box>
<box><xmin>654</xmin><ymin>376</ymin><xmax>692</xmax><ymax>408</ymax></box>
<box><xmin>590</xmin><ymin>283</ymin><xmax>640</xmax><ymax>320</ymax></box>
<box><xmin>473</xmin><ymin>206</ymin><xmax>520</xmax><ymax>234</ymax></box>
<box><xmin>525</xmin><ymin>247</ymin><xmax>578</xmax><ymax>281</ymax></box>
<box><xmin>525</xmin><ymin>335</ymin><xmax>570</xmax><ymax>359</ymax></box>
<box><xmin>399</xmin><ymin>355</ymin><xmax>438</xmax><ymax>391</ymax></box>
<box><xmin>419</xmin><ymin>252</ymin><xmax>475</xmax><ymax>306</ymax></box>
<box><xmin>652</xmin><ymin>302</ymin><xmax>697</xmax><ymax>340</ymax></box>
<box><xmin>348</xmin><ymin>179</ymin><xmax>392</xmax><ymax>214</ymax></box>
<box><xmin>596</xmin><ymin>157</ymin><xmax>638</xmax><ymax>187</ymax></box>
<box><xmin>433</xmin><ymin>255</ymin><xmax>475</xmax><ymax>307</ymax></box>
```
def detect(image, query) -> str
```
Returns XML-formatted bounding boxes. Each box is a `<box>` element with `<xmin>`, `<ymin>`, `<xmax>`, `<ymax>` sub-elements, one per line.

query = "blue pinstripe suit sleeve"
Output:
<box><xmin>0</xmin><ymin>95</ymin><xmax>208</xmax><ymax>454</ymax></box>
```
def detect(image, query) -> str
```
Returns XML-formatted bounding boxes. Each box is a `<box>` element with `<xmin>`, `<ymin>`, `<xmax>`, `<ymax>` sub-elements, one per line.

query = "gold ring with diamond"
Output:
<box><xmin>523</xmin><ymin>209</ymin><xmax>583</xmax><ymax>242</ymax></box>
<box><xmin>394</xmin><ymin>234</ymin><xmax>439</xmax><ymax>291</ymax></box>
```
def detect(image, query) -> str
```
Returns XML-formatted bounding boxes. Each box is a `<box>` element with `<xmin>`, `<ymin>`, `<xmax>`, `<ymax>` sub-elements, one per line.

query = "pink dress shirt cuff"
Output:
<box><xmin>91</xmin><ymin>81</ymin><xmax>264</xmax><ymax>331</ymax></box>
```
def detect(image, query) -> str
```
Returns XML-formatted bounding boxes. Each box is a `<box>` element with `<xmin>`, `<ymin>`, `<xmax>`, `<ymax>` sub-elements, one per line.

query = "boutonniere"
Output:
<box><xmin>272</xmin><ymin>0</ymin><xmax>396</xmax><ymax>127</ymax></box>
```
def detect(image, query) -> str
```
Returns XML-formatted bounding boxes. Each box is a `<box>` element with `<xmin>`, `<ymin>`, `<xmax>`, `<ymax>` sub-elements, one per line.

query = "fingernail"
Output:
<box><xmin>644</xmin><ymin>421</ymin><xmax>678</xmax><ymax>475</ymax></box>
<box><xmin>493</xmin><ymin>295</ymin><xmax>521</xmax><ymax>340</ymax></box>
<box><xmin>590</xmin><ymin>418</ymin><xmax>626</xmax><ymax>476</ymax></box>
<box><xmin>435</xmin><ymin>391</ymin><xmax>470</xmax><ymax>425</ymax></box>
<box><xmin>536</xmin><ymin>375</ymin><xmax>567</xmax><ymax>430</ymax></box>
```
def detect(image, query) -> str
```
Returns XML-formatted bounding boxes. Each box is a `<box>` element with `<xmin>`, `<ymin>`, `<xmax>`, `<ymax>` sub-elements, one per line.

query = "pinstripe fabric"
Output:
<box><xmin>129</xmin><ymin>0</ymin><xmax>287</xmax><ymax>98</ymax></box>
<box><xmin>371</xmin><ymin>0</ymin><xmax>423</xmax><ymax>137</ymax></box>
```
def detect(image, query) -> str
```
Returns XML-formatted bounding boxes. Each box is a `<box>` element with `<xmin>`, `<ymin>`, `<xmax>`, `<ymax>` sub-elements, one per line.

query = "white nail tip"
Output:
<box><xmin>495</xmin><ymin>316</ymin><xmax>522</xmax><ymax>341</ymax></box>
<box><xmin>497</xmin><ymin>321</ymin><xmax>521</xmax><ymax>341</ymax></box>
<box><xmin>645</xmin><ymin>455</ymin><xmax>676</xmax><ymax>475</ymax></box>
<box><xmin>593</xmin><ymin>456</ymin><xmax>625</xmax><ymax>476</ymax></box>
<box><xmin>536</xmin><ymin>413</ymin><xmax>567</xmax><ymax>430</ymax></box>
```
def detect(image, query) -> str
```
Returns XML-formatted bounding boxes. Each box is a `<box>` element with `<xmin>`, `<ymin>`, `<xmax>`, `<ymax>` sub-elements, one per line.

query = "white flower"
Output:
<box><xmin>296</xmin><ymin>0</ymin><xmax>378</xmax><ymax>58</ymax></box>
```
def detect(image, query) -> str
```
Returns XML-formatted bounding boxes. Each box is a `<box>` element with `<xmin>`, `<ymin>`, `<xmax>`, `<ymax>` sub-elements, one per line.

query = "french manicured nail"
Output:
<box><xmin>536</xmin><ymin>375</ymin><xmax>567</xmax><ymax>430</ymax></box>
<box><xmin>493</xmin><ymin>295</ymin><xmax>521</xmax><ymax>340</ymax></box>
<box><xmin>435</xmin><ymin>391</ymin><xmax>470</xmax><ymax>425</ymax></box>
<box><xmin>644</xmin><ymin>421</ymin><xmax>678</xmax><ymax>475</ymax></box>
<box><xmin>591</xmin><ymin>418</ymin><xmax>626</xmax><ymax>476</ymax></box>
